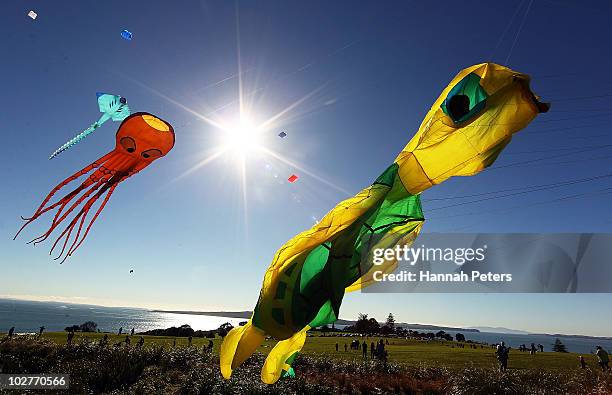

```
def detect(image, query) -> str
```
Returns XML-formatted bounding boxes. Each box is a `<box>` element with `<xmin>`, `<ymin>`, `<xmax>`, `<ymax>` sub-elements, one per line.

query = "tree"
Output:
<box><xmin>354</xmin><ymin>313</ymin><xmax>369</xmax><ymax>333</ymax></box>
<box><xmin>79</xmin><ymin>321</ymin><xmax>98</xmax><ymax>332</ymax></box>
<box><xmin>552</xmin><ymin>338</ymin><xmax>568</xmax><ymax>353</ymax></box>
<box><xmin>380</xmin><ymin>324</ymin><xmax>394</xmax><ymax>335</ymax></box>
<box><xmin>217</xmin><ymin>322</ymin><xmax>234</xmax><ymax>337</ymax></box>
<box><xmin>455</xmin><ymin>333</ymin><xmax>466</xmax><ymax>342</ymax></box>
<box><xmin>177</xmin><ymin>324</ymin><xmax>195</xmax><ymax>337</ymax></box>
<box><xmin>385</xmin><ymin>313</ymin><xmax>396</xmax><ymax>329</ymax></box>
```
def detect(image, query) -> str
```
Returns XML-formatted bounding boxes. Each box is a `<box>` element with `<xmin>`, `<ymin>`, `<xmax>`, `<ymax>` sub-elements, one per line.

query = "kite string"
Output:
<box><xmin>505</xmin><ymin>0</ymin><xmax>534</xmax><ymax>64</ymax></box>
<box><xmin>425</xmin><ymin>172</ymin><xmax>612</xmax><ymax>202</ymax></box>
<box><xmin>489</xmin><ymin>0</ymin><xmax>526</xmax><ymax>61</ymax></box>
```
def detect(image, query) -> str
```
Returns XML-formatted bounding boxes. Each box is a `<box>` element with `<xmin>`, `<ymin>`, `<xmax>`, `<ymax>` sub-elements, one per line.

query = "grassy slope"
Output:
<box><xmin>26</xmin><ymin>331</ymin><xmax>596</xmax><ymax>371</ymax></box>
<box><xmin>2</xmin><ymin>334</ymin><xmax>610</xmax><ymax>394</ymax></box>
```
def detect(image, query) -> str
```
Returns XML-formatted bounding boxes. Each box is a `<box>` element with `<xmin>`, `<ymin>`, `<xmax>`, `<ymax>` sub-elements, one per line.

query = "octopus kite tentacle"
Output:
<box><xmin>14</xmin><ymin>156</ymin><xmax>132</xmax><ymax>257</ymax></box>
<box><xmin>50</xmin><ymin>175</ymin><xmax>124</xmax><ymax>263</ymax></box>
<box><xmin>65</xmin><ymin>180</ymin><xmax>122</xmax><ymax>259</ymax></box>
<box><xmin>14</xmin><ymin>152</ymin><xmax>115</xmax><ymax>238</ymax></box>
<box><xmin>27</xmin><ymin>178</ymin><xmax>107</xmax><ymax>246</ymax></box>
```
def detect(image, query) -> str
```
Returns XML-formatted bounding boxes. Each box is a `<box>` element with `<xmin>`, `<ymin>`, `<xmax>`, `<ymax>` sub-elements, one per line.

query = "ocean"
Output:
<box><xmin>1</xmin><ymin>299</ymin><xmax>610</xmax><ymax>355</ymax></box>
<box><xmin>0</xmin><ymin>299</ymin><xmax>245</xmax><ymax>334</ymax></box>
<box><xmin>409</xmin><ymin>329</ymin><xmax>612</xmax><ymax>355</ymax></box>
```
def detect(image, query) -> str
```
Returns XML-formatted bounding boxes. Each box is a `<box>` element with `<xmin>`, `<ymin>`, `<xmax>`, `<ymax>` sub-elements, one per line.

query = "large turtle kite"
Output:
<box><xmin>220</xmin><ymin>63</ymin><xmax>550</xmax><ymax>384</ymax></box>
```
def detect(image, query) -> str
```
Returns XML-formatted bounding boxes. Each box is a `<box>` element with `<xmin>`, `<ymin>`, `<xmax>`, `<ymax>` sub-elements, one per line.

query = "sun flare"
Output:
<box><xmin>222</xmin><ymin>116</ymin><xmax>261</xmax><ymax>156</ymax></box>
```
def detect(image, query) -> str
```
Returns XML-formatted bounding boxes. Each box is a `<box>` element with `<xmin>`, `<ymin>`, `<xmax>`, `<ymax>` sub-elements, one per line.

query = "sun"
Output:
<box><xmin>222</xmin><ymin>116</ymin><xmax>261</xmax><ymax>156</ymax></box>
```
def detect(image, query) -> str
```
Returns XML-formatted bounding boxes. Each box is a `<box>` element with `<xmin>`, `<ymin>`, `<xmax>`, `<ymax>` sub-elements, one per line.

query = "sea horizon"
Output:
<box><xmin>1</xmin><ymin>298</ymin><xmax>611</xmax><ymax>355</ymax></box>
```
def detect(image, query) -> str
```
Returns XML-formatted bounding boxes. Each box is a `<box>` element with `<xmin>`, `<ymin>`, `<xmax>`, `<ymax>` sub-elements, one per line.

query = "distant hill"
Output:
<box><xmin>151</xmin><ymin>310</ymin><xmax>252</xmax><ymax>319</ymax></box>
<box><xmin>397</xmin><ymin>324</ymin><xmax>480</xmax><ymax>333</ymax></box>
<box><xmin>469</xmin><ymin>326</ymin><xmax>529</xmax><ymax>335</ymax></box>
<box><xmin>151</xmin><ymin>310</ymin><xmax>479</xmax><ymax>333</ymax></box>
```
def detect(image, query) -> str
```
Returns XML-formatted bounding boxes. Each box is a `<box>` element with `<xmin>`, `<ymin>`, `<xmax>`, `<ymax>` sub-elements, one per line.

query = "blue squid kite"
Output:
<box><xmin>49</xmin><ymin>93</ymin><xmax>130</xmax><ymax>159</ymax></box>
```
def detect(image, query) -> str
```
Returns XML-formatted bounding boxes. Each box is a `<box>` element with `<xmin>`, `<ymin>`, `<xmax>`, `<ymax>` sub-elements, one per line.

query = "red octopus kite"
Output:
<box><xmin>15</xmin><ymin>112</ymin><xmax>175</xmax><ymax>262</ymax></box>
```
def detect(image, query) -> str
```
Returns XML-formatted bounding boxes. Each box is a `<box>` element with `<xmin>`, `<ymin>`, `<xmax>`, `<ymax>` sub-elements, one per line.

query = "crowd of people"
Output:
<box><xmin>495</xmin><ymin>341</ymin><xmax>610</xmax><ymax>373</ymax></box>
<box><xmin>517</xmin><ymin>343</ymin><xmax>544</xmax><ymax>354</ymax></box>
<box><xmin>336</xmin><ymin>338</ymin><xmax>389</xmax><ymax>363</ymax></box>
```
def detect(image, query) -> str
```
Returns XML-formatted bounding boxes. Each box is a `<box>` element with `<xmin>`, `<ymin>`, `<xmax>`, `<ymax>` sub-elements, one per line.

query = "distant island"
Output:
<box><xmin>150</xmin><ymin>309</ymin><xmax>481</xmax><ymax>333</ymax></box>
<box><xmin>469</xmin><ymin>326</ymin><xmax>530</xmax><ymax>335</ymax></box>
<box><xmin>152</xmin><ymin>310</ymin><xmax>253</xmax><ymax>319</ymax></box>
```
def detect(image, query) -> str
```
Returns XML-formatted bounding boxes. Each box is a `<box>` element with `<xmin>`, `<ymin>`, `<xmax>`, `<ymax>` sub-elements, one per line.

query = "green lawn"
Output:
<box><xmin>21</xmin><ymin>331</ymin><xmax>596</xmax><ymax>372</ymax></box>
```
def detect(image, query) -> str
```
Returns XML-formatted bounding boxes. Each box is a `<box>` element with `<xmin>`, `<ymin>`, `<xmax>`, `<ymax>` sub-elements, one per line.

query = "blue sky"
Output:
<box><xmin>1</xmin><ymin>1</ymin><xmax>612</xmax><ymax>337</ymax></box>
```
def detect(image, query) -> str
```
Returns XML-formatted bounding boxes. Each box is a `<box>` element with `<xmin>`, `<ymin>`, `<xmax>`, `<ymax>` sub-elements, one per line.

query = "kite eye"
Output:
<box><xmin>141</xmin><ymin>149</ymin><xmax>163</xmax><ymax>159</ymax></box>
<box><xmin>447</xmin><ymin>95</ymin><xmax>471</xmax><ymax>121</ymax></box>
<box><xmin>120</xmin><ymin>97</ymin><xmax>127</xmax><ymax>104</ymax></box>
<box><xmin>120</xmin><ymin>136</ymin><xmax>136</xmax><ymax>153</ymax></box>
<box><xmin>441</xmin><ymin>73</ymin><xmax>488</xmax><ymax>124</ymax></box>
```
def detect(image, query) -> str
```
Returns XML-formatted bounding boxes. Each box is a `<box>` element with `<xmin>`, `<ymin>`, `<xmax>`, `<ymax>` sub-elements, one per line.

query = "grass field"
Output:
<box><xmin>1</xmin><ymin>333</ymin><xmax>610</xmax><ymax>394</ymax></box>
<box><xmin>29</xmin><ymin>331</ymin><xmax>598</xmax><ymax>372</ymax></box>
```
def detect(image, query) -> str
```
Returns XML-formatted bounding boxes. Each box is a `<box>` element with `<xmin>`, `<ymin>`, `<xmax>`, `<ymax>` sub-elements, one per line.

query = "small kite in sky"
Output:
<box><xmin>121</xmin><ymin>30</ymin><xmax>133</xmax><ymax>41</ymax></box>
<box><xmin>278</xmin><ymin>131</ymin><xmax>287</xmax><ymax>138</ymax></box>
<box><xmin>15</xmin><ymin>113</ymin><xmax>175</xmax><ymax>263</ymax></box>
<box><xmin>129</xmin><ymin>269</ymin><xmax>134</xmax><ymax>274</ymax></box>
<box><xmin>28</xmin><ymin>10</ymin><xmax>37</xmax><ymax>20</ymax></box>
<box><xmin>49</xmin><ymin>93</ymin><xmax>130</xmax><ymax>160</ymax></box>
<box><xmin>287</xmin><ymin>174</ymin><xmax>298</xmax><ymax>183</ymax></box>
<box><xmin>220</xmin><ymin>63</ymin><xmax>550</xmax><ymax>384</ymax></box>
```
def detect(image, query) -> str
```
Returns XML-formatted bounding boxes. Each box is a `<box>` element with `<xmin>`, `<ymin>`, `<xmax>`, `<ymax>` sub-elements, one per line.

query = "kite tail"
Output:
<box><xmin>220</xmin><ymin>321</ymin><xmax>308</xmax><ymax>384</ymax></box>
<box><xmin>49</xmin><ymin>122</ymin><xmax>100</xmax><ymax>160</ymax></box>
<box><xmin>261</xmin><ymin>326</ymin><xmax>308</xmax><ymax>384</ymax></box>
<box><xmin>220</xmin><ymin>320</ymin><xmax>266</xmax><ymax>380</ymax></box>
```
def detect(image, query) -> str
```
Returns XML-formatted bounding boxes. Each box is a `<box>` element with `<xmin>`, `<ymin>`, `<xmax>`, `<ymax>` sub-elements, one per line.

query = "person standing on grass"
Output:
<box><xmin>377</xmin><ymin>339</ymin><xmax>385</xmax><ymax>356</ymax></box>
<box><xmin>496</xmin><ymin>342</ymin><xmax>509</xmax><ymax>372</ymax></box>
<box><xmin>131</xmin><ymin>328</ymin><xmax>135</xmax><ymax>336</ymax></box>
<box><xmin>530</xmin><ymin>343</ymin><xmax>536</xmax><ymax>355</ymax></box>
<box><xmin>362</xmin><ymin>341</ymin><xmax>368</xmax><ymax>359</ymax></box>
<box><xmin>377</xmin><ymin>339</ymin><xmax>388</xmax><ymax>365</ymax></box>
<box><xmin>67</xmin><ymin>331</ymin><xmax>75</xmax><ymax>346</ymax></box>
<box><xmin>118</xmin><ymin>327</ymin><xmax>123</xmax><ymax>335</ymax></box>
<box><xmin>579</xmin><ymin>355</ymin><xmax>586</xmax><ymax>369</ymax></box>
<box><xmin>376</xmin><ymin>339</ymin><xmax>385</xmax><ymax>361</ymax></box>
<box><xmin>595</xmin><ymin>346</ymin><xmax>610</xmax><ymax>371</ymax></box>
<box><xmin>538</xmin><ymin>344</ymin><xmax>544</xmax><ymax>353</ymax></box>
<box><xmin>370</xmin><ymin>341</ymin><xmax>375</xmax><ymax>359</ymax></box>
<box><xmin>188</xmin><ymin>335</ymin><xmax>193</xmax><ymax>347</ymax></box>
<box><xmin>8</xmin><ymin>327</ymin><xmax>15</xmax><ymax>338</ymax></box>
<box><xmin>39</xmin><ymin>326</ymin><xmax>45</xmax><ymax>337</ymax></box>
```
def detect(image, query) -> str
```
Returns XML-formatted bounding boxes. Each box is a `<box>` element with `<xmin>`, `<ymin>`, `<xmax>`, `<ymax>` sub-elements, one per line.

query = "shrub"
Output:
<box><xmin>0</xmin><ymin>336</ymin><xmax>610</xmax><ymax>394</ymax></box>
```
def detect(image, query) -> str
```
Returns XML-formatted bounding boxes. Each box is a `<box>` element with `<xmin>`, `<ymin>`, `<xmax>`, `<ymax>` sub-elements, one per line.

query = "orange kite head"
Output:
<box><xmin>116</xmin><ymin>112</ymin><xmax>175</xmax><ymax>162</ymax></box>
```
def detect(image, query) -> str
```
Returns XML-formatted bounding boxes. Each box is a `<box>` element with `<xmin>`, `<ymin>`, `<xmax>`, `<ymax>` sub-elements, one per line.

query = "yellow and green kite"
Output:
<box><xmin>220</xmin><ymin>63</ymin><xmax>549</xmax><ymax>384</ymax></box>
